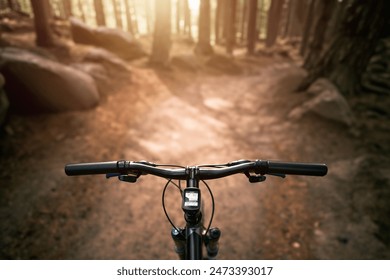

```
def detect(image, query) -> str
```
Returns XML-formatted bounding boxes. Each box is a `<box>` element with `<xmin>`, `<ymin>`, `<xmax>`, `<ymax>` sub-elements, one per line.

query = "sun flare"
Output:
<box><xmin>187</xmin><ymin>0</ymin><xmax>200</xmax><ymax>12</ymax></box>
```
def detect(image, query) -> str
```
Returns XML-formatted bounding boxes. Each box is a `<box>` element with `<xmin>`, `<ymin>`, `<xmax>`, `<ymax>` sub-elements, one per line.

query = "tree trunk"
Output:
<box><xmin>299</xmin><ymin>0</ymin><xmax>314</xmax><ymax>56</ymax></box>
<box><xmin>195</xmin><ymin>0</ymin><xmax>213</xmax><ymax>55</ymax></box>
<box><xmin>30</xmin><ymin>0</ymin><xmax>54</xmax><ymax>47</ymax></box>
<box><xmin>265</xmin><ymin>0</ymin><xmax>284</xmax><ymax>48</ymax></box>
<box><xmin>62</xmin><ymin>0</ymin><xmax>72</xmax><ymax>18</ymax></box>
<box><xmin>297</xmin><ymin>0</ymin><xmax>389</xmax><ymax>96</ymax></box>
<box><xmin>226</xmin><ymin>0</ymin><xmax>237</xmax><ymax>54</ymax></box>
<box><xmin>240</xmin><ymin>0</ymin><xmax>248</xmax><ymax>42</ymax></box>
<box><xmin>215</xmin><ymin>0</ymin><xmax>223</xmax><ymax>44</ymax></box>
<box><xmin>77</xmin><ymin>0</ymin><xmax>85</xmax><ymax>22</ymax></box>
<box><xmin>287</xmin><ymin>0</ymin><xmax>304</xmax><ymax>38</ymax></box>
<box><xmin>124</xmin><ymin>0</ymin><xmax>134</xmax><ymax>34</ymax></box>
<box><xmin>183</xmin><ymin>0</ymin><xmax>192</xmax><ymax>39</ymax></box>
<box><xmin>93</xmin><ymin>0</ymin><xmax>105</xmax><ymax>26</ymax></box>
<box><xmin>303</xmin><ymin>1</ymin><xmax>335</xmax><ymax>70</ymax></box>
<box><xmin>247</xmin><ymin>0</ymin><xmax>258</xmax><ymax>54</ymax></box>
<box><xmin>112</xmin><ymin>0</ymin><xmax>123</xmax><ymax>29</ymax></box>
<box><xmin>150</xmin><ymin>0</ymin><xmax>171</xmax><ymax>65</ymax></box>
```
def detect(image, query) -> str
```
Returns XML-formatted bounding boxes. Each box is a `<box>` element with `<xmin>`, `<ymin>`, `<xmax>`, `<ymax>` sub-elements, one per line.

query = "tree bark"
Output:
<box><xmin>247</xmin><ymin>0</ymin><xmax>258</xmax><ymax>54</ymax></box>
<box><xmin>265</xmin><ymin>0</ymin><xmax>284</xmax><ymax>48</ymax></box>
<box><xmin>124</xmin><ymin>0</ymin><xmax>134</xmax><ymax>34</ymax></box>
<box><xmin>183</xmin><ymin>0</ymin><xmax>192</xmax><ymax>39</ymax></box>
<box><xmin>30</xmin><ymin>0</ymin><xmax>54</xmax><ymax>47</ymax></box>
<box><xmin>303</xmin><ymin>1</ymin><xmax>335</xmax><ymax>70</ymax></box>
<box><xmin>150</xmin><ymin>0</ymin><xmax>171</xmax><ymax>65</ymax></box>
<box><xmin>226</xmin><ymin>0</ymin><xmax>237</xmax><ymax>54</ymax></box>
<box><xmin>195</xmin><ymin>0</ymin><xmax>213</xmax><ymax>55</ymax></box>
<box><xmin>112</xmin><ymin>0</ymin><xmax>123</xmax><ymax>29</ymax></box>
<box><xmin>240</xmin><ymin>0</ymin><xmax>248</xmax><ymax>42</ymax></box>
<box><xmin>299</xmin><ymin>0</ymin><xmax>314</xmax><ymax>56</ymax></box>
<box><xmin>93</xmin><ymin>0</ymin><xmax>106</xmax><ymax>26</ymax></box>
<box><xmin>215</xmin><ymin>0</ymin><xmax>223</xmax><ymax>44</ymax></box>
<box><xmin>63</xmin><ymin>0</ymin><xmax>72</xmax><ymax>18</ymax></box>
<box><xmin>297</xmin><ymin>0</ymin><xmax>389</xmax><ymax>96</ymax></box>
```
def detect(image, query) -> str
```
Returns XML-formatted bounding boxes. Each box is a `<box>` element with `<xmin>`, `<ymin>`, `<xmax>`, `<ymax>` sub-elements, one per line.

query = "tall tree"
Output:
<box><xmin>183</xmin><ymin>0</ymin><xmax>192</xmax><ymax>39</ymax></box>
<box><xmin>94</xmin><ymin>0</ymin><xmax>105</xmax><ymax>26</ymax></box>
<box><xmin>300</xmin><ymin>0</ymin><xmax>315</xmax><ymax>56</ymax></box>
<box><xmin>303</xmin><ymin>1</ymin><xmax>335</xmax><ymax>70</ymax></box>
<box><xmin>247</xmin><ymin>0</ymin><xmax>258</xmax><ymax>54</ymax></box>
<box><xmin>30</xmin><ymin>0</ymin><xmax>54</xmax><ymax>47</ymax></box>
<box><xmin>240</xmin><ymin>0</ymin><xmax>248</xmax><ymax>42</ymax></box>
<box><xmin>124</xmin><ymin>0</ymin><xmax>134</xmax><ymax>34</ymax></box>
<box><xmin>215</xmin><ymin>0</ymin><xmax>224</xmax><ymax>44</ymax></box>
<box><xmin>195</xmin><ymin>0</ymin><xmax>213</xmax><ymax>55</ymax></box>
<box><xmin>62</xmin><ymin>0</ymin><xmax>72</xmax><ymax>18</ymax></box>
<box><xmin>112</xmin><ymin>0</ymin><xmax>123</xmax><ymax>29</ymax></box>
<box><xmin>297</xmin><ymin>0</ymin><xmax>389</xmax><ymax>95</ymax></box>
<box><xmin>225</xmin><ymin>0</ymin><xmax>237</xmax><ymax>54</ymax></box>
<box><xmin>150</xmin><ymin>0</ymin><xmax>171</xmax><ymax>65</ymax></box>
<box><xmin>285</xmin><ymin>0</ymin><xmax>304</xmax><ymax>38</ymax></box>
<box><xmin>265</xmin><ymin>0</ymin><xmax>284</xmax><ymax>48</ymax></box>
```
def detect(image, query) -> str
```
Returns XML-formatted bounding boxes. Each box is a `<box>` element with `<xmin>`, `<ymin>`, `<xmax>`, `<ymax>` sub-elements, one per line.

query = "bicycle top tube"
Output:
<box><xmin>65</xmin><ymin>159</ymin><xmax>328</xmax><ymax>180</ymax></box>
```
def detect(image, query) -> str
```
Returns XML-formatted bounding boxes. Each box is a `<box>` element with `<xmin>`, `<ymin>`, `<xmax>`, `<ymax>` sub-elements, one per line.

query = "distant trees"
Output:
<box><xmin>247</xmin><ymin>0</ymin><xmax>258</xmax><ymax>54</ymax></box>
<box><xmin>194</xmin><ymin>0</ymin><xmax>213</xmax><ymax>55</ymax></box>
<box><xmin>94</xmin><ymin>0</ymin><xmax>106</xmax><ymax>26</ymax></box>
<box><xmin>150</xmin><ymin>0</ymin><xmax>171</xmax><ymax>65</ymax></box>
<box><xmin>5</xmin><ymin>0</ymin><xmax>388</xmax><ymax>92</ymax></box>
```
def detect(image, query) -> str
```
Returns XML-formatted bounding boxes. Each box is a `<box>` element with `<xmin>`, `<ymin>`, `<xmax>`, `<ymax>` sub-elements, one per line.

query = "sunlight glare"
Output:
<box><xmin>188</xmin><ymin>0</ymin><xmax>200</xmax><ymax>12</ymax></box>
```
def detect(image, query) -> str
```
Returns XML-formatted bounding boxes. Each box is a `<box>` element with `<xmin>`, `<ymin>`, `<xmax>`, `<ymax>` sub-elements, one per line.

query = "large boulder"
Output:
<box><xmin>289</xmin><ymin>78</ymin><xmax>354</xmax><ymax>126</ymax></box>
<box><xmin>71</xmin><ymin>47</ymin><xmax>132</xmax><ymax>94</ymax></box>
<box><xmin>70</xmin><ymin>17</ymin><xmax>146</xmax><ymax>61</ymax></box>
<box><xmin>0</xmin><ymin>47</ymin><xmax>99</xmax><ymax>113</ymax></box>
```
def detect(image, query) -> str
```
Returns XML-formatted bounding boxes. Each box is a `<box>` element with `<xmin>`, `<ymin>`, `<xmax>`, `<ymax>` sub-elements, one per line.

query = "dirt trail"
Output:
<box><xmin>1</xmin><ymin>57</ymin><xmax>389</xmax><ymax>259</ymax></box>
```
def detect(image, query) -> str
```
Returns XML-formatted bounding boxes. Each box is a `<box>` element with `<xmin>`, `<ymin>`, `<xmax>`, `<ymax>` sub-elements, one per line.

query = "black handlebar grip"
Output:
<box><xmin>65</xmin><ymin>161</ymin><xmax>119</xmax><ymax>176</ymax></box>
<box><xmin>267</xmin><ymin>161</ymin><xmax>327</xmax><ymax>176</ymax></box>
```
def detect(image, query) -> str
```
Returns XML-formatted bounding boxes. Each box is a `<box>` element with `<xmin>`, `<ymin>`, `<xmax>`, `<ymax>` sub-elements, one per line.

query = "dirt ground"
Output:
<box><xmin>1</xmin><ymin>33</ymin><xmax>390</xmax><ymax>259</ymax></box>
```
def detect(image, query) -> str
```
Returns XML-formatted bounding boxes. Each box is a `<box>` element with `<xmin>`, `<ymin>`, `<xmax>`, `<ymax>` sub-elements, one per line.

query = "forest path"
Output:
<box><xmin>1</xmin><ymin>58</ymin><xmax>389</xmax><ymax>260</ymax></box>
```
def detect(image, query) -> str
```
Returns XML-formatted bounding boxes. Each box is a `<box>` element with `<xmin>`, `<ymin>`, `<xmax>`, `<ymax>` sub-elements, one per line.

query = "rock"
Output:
<box><xmin>171</xmin><ymin>55</ymin><xmax>200</xmax><ymax>72</ymax></box>
<box><xmin>206</xmin><ymin>54</ymin><xmax>243</xmax><ymax>75</ymax></box>
<box><xmin>70</xmin><ymin>17</ymin><xmax>146</xmax><ymax>61</ymax></box>
<box><xmin>70</xmin><ymin>62</ymin><xmax>109</xmax><ymax>94</ymax></box>
<box><xmin>0</xmin><ymin>47</ymin><xmax>99</xmax><ymax>113</ymax></box>
<box><xmin>83</xmin><ymin>47</ymin><xmax>130</xmax><ymax>76</ymax></box>
<box><xmin>289</xmin><ymin>78</ymin><xmax>354</xmax><ymax>126</ymax></box>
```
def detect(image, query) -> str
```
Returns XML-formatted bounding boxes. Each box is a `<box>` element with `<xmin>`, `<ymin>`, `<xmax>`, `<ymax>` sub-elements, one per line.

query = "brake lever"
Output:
<box><xmin>227</xmin><ymin>159</ymin><xmax>252</xmax><ymax>166</ymax></box>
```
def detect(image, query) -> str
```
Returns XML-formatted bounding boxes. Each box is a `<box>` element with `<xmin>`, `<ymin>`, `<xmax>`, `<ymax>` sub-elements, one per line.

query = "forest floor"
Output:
<box><xmin>1</xmin><ymin>19</ymin><xmax>390</xmax><ymax>259</ymax></box>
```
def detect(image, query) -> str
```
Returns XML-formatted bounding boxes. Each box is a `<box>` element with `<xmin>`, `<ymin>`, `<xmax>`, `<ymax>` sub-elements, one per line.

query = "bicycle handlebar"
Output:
<box><xmin>65</xmin><ymin>160</ymin><xmax>327</xmax><ymax>180</ymax></box>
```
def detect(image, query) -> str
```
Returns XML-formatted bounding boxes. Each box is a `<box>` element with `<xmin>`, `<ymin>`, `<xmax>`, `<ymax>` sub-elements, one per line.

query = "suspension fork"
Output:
<box><xmin>171</xmin><ymin>167</ymin><xmax>221</xmax><ymax>259</ymax></box>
